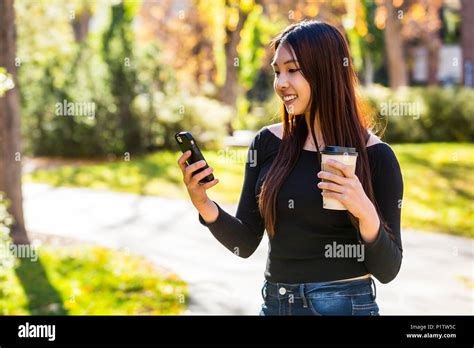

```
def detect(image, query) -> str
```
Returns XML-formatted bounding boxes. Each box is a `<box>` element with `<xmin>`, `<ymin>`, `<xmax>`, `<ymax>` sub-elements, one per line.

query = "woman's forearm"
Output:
<box><xmin>358</xmin><ymin>205</ymin><xmax>380</xmax><ymax>244</ymax></box>
<box><xmin>195</xmin><ymin>198</ymin><xmax>219</xmax><ymax>224</ymax></box>
<box><xmin>357</xmin><ymin>205</ymin><xmax>403</xmax><ymax>283</ymax></box>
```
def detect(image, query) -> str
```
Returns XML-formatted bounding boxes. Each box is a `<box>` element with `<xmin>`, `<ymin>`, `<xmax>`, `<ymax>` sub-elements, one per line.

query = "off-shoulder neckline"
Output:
<box><xmin>263</xmin><ymin>126</ymin><xmax>388</xmax><ymax>153</ymax></box>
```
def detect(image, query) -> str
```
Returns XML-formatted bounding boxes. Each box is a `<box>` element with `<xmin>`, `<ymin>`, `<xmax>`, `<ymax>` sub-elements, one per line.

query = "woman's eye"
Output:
<box><xmin>274</xmin><ymin>69</ymin><xmax>299</xmax><ymax>76</ymax></box>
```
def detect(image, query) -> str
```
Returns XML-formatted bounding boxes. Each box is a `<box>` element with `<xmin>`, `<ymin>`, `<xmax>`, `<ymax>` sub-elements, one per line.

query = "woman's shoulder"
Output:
<box><xmin>366</xmin><ymin>131</ymin><xmax>394</xmax><ymax>156</ymax></box>
<box><xmin>366</xmin><ymin>130</ymin><xmax>383</xmax><ymax>147</ymax></box>
<box><xmin>265</xmin><ymin>122</ymin><xmax>283</xmax><ymax>139</ymax></box>
<box><xmin>252</xmin><ymin>123</ymin><xmax>283</xmax><ymax>146</ymax></box>
<box><xmin>366</xmin><ymin>132</ymin><xmax>393</xmax><ymax>155</ymax></box>
<box><xmin>248</xmin><ymin>124</ymin><xmax>283</xmax><ymax>164</ymax></box>
<box><xmin>253</xmin><ymin>122</ymin><xmax>283</xmax><ymax>143</ymax></box>
<box><xmin>367</xmin><ymin>140</ymin><xmax>401</xmax><ymax>179</ymax></box>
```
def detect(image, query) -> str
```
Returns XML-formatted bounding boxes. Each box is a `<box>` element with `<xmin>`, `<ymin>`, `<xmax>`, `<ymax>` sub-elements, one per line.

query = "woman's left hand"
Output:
<box><xmin>317</xmin><ymin>159</ymin><xmax>376</xmax><ymax>221</ymax></box>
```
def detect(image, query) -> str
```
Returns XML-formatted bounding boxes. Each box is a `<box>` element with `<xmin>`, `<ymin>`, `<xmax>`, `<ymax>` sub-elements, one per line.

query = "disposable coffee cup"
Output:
<box><xmin>320</xmin><ymin>146</ymin><xmax>358</xmax><ymax>210</ymax></box>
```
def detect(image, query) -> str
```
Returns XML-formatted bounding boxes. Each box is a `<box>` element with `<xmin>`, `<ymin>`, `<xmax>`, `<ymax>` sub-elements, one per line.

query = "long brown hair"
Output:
<box><xmin>258</xmin><ymin>20</ymin><xmax>393</xmax><ymax>241</ymax></box>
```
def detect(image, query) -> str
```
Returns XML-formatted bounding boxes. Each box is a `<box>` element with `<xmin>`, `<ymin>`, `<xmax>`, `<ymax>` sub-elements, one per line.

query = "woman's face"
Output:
<box><xmin>271</xmin><ymin>44</ymin><xmax>311</xmax><ymax>115</ymax></box>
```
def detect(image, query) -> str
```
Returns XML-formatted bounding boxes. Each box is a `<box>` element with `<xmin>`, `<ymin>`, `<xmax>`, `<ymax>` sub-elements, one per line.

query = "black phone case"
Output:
<box><xmin>175</xmin><ymin>131</ymin><xmax>215</xmax><ymax>184</ymax></box>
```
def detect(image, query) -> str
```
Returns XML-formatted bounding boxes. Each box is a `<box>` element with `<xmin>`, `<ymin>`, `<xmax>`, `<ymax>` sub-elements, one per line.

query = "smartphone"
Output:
<box><xmin>175</xmin><ymin>131</ymin><xmax>215</xmax><ymax>184</ymax></box>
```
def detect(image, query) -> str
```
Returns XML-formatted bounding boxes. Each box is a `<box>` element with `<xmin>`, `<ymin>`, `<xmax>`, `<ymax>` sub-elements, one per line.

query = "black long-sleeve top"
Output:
<box><xmin>198</xmin><ymin>126</ymin><xmax>404</xmax><ymax>284</ymax></box>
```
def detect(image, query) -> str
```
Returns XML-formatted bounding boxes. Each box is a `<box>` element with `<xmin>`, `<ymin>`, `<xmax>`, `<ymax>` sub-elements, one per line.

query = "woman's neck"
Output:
<box><xmin>304</xmin><ymin>111</ymin><xmax>324</xmax><ymax>151</ymax></box>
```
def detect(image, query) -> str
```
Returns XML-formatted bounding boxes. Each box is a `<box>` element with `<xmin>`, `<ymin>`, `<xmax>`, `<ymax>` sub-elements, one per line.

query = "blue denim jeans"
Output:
<box><xmin>259</xmin><ymin>277</ymin><xmax>379</xmax><ymax>316</ymax></box>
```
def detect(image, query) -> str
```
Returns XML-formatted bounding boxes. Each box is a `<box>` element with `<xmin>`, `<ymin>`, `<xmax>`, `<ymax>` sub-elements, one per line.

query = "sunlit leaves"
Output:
<box><xmin>0</xmin><ymin>68</ymin><xmax>14</xmax><ymax>96</ymax></box>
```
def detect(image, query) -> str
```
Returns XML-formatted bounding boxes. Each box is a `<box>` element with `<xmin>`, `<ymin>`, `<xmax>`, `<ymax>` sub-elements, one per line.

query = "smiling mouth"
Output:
<box><xmin>283</xmin><ymin>95</ymin><xmax>298</xmax><ymax>103</ymax></box>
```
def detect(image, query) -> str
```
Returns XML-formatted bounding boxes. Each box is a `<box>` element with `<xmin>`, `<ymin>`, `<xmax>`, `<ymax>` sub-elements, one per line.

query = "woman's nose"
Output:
<box><xmin>276</xmin><ymin>77</ymin><xmax>289</xmax><ymax>91</ymax></box>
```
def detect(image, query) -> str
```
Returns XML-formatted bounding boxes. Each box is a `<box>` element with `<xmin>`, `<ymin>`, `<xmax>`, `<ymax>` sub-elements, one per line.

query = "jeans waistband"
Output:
<box><xmin>262</xmin><ymin>277</ymin><xmax>376</xmax><ymax>308</ymax></box>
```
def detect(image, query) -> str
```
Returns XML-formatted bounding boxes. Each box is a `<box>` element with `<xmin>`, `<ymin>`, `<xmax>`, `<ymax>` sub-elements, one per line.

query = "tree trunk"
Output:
<box><xmin>426</xmin><ymin>2</ymin><xmax>442</xmax><ymax>86</ymax></box>
<box><xmin>71</xmin><ymin>8</ymin><xmax>91</xmax><ymax>43</ymax></box>
<box><xmin>384</xmin><ymin>0</ymin><xmax>408</xmax><ymax>88</ymax></box>
<box><xmin>220</xmin><ymin>3</ymin><xmax>249</xmax><ymax>135</ymax></box>
<box><xmin>461</xmin><ymin>0</ymin><xmax>474</xmax><ymax>88</ymax></box>
<box><xmin>364</xmin><ymin>52</ymin><xmax>374</xmax><ymax>86</ymax></box>
<box><xmin>0</xmin><ymin>0</ymin><xmax>29</xmax><ymax>244</ymax></box>
<box><xmin>426</xmin><ymin>32</ymin><xmax>441</xmax><ymax>86</ymax></box>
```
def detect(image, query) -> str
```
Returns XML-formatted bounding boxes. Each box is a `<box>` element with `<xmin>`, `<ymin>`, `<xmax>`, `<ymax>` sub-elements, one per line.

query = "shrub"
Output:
<box><xmin>133</xmin><ymin>92</ymin><xmax>233</xmax><ymax>151</ymax></box>
<box><xmin>362</xmin><ymin>85</ymin><xmax>474</xmax><ymax>143</ymax></box>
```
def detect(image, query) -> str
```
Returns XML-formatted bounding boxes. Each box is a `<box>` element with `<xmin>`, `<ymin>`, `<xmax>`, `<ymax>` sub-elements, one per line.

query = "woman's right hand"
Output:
<box><xmin>177</xmin><ymin>150</ymin><xmax>219</xmax><ymax>208</ymax></box>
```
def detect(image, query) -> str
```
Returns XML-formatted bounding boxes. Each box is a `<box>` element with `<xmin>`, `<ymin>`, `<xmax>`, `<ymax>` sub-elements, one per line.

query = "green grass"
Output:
<box><xmin>24</xmin><ymin>143</ymin><xmax>474</xmax><ymax>238</ymax></box>
<box><xmin>24</xmin><ymin>149</ymin><xmax>248</xmax><ymax>203</ymax></box>
<box><xmin>0</xmin><ymin>244</ymin><xmax>188</xmax><ymax>315</ymax></box>
<box><xmin>392</xmin><ymin>143</ymin><xmax>473</xmax><ymax>238</ymax></box>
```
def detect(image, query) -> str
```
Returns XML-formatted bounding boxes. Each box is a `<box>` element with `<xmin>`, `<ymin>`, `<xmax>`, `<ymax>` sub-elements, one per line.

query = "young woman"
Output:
<box><xmin>177</xmin><ymin>20</ymin><xmax>403</xmax><ymax>316</ymax></box>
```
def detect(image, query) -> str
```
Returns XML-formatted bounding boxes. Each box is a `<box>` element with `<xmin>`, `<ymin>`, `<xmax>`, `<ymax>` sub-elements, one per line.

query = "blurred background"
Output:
<box><xmin>0</xmin><ymin>0</ymin><xmax>472</xmax><ymax>315</ymax></box>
